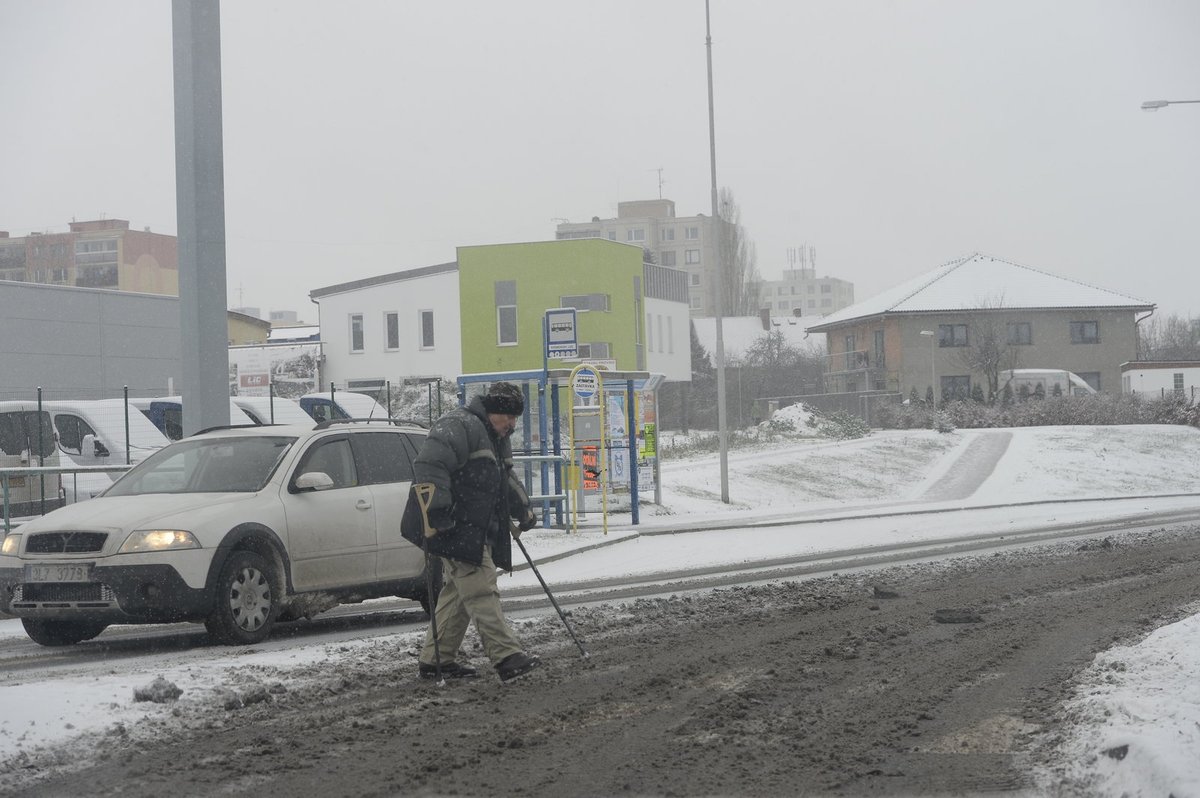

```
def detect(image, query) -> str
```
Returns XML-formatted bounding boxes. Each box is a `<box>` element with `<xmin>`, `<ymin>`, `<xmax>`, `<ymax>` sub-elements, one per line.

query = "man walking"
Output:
<box><xmin>402</xmin><ymin>381</ymin><xmax>541</xmax><ymax>683</ymax></box>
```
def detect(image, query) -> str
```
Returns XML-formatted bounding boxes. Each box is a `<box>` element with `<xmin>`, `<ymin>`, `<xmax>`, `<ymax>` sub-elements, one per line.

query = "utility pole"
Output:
<box><xmin>705</xmin><ymin>0</ymin><xmax>730</xmax><ymax>503</ymax></box>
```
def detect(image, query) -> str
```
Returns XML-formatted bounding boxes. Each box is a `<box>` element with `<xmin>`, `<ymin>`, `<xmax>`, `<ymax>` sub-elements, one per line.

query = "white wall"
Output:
<box><xmin>644</xmin><ymin>297</ymin><xmax>691</xmax><ymax>382</ymax></box>
<box><xmin>317</xmin><ymin>270</ymin><xmax>462</xmax><ymax>386</ymax></box>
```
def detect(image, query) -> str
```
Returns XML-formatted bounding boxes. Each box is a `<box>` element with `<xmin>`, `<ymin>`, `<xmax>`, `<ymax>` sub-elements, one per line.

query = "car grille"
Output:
<box><xmin>25</xmin><ymin>532</ymin><xmax>108</xmax><ymax>554</ymax></box>
<box><xmin>13</xmin><ymin>582</ymin><xmax>115</xmax><ymax>604</ymax></box>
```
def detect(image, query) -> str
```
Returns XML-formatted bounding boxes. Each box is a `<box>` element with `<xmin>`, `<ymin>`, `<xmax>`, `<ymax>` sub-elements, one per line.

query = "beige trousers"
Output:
<box><xmin>419</xmin><ymin>545</ymin><xmax>523</xmax><ymax>667</ymax></box>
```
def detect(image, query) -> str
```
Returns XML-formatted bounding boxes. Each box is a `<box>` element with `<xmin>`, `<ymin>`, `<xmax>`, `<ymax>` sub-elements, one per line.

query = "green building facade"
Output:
<box><xmin>457</xmin><ymin>239</ymin><xmax>648</xmax><ymax>375</ymax></box>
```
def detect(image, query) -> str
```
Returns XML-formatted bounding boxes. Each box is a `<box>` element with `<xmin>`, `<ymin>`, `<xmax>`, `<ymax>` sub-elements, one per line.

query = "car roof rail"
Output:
<box><xmin>192</xmin><ymin>423</ymin><xmax>278</xmax><ymax>436</ymax></box>
<box><xmin>314</xmin><ymin>417</ymin><xmax>429</xmax><ymax>431</ymax></box>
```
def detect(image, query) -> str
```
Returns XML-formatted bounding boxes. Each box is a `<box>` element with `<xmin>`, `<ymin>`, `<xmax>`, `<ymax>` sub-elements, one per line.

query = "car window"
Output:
<box><xmin>402</xmin><ymin>433</ymin><xmax>425</xmax><ymax>460</ymax></box>
<box><xmin>0</xmin><ymin>411</ymin><xmax>56</xmax><ymax>458</ymax></box>
<box><xmin>296</xmin><ymin>438</ymin><xmax>357</xmax><ymax>488</ymax></box>
<box><xmin>351</xmin><ymin>432</ymin><xmax>415</xmax><ymax>485</ymax></box>
<box><xmin>54</xmin><ymin>414</ymin><xmax>96</xmax><ymax>453</ymax></box>
<box><xmin>106</xmin><ymin>435</ymin><xmax>295</xmax><ymax>495</ymax></box>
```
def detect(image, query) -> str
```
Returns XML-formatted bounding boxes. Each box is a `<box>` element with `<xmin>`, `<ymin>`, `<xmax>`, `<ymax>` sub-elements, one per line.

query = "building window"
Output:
<box><xmin>657</xmin><ymin>315</ymin><xmax>664</xmax><ymax>353</ymax></box>
<box><xmin>607</xmin><ymin>231</ymin><xmax>617</xmax><ymax>241</ymax></box>
<box><xmin>778</xmin><ymin>300</ymin><xmax>788</xmax><ymax>310</ymax></box>
<box><xmin>844</xmin><ymin>334</ymin><xmax>857</xmax><ymax>370</ymax></box>
<box><xmin>941</xmin><ymin>375</ymin><xmax>971</xmax><ymax>401</ymax></box>
<box><xmin>627</xmin><ymin>228</ymin><xmax>645</xmax><ymax>242</ymax></box>
<box><xmin>874</xmin><ymin>330</ymin><xmax>885</xmax><ymax>368</ymax></box>
<box><xmin>561</xmin><ymin>293</ymin><xmax>610</xmax><ymax>312</ymax></box>
<box><xmin>350</xmin><ymin>314</ymin><xmax>364</xmax><ymax>353</ymax></box>
<box><xmin>685</xmin><ymin>226</ymin><xmax>700</xmax><ymax>240</ymax></box>
<box><xmin>646</xmin><ymin>312</ymin><xmax>654</xmax><ymax>351</ymax></box>
<box><xmin>667</xmin><ymin>316</ymin><xmax>674</xmax><ymax>354</ymax></box>
<box><xmin>1070</xmin><ymin>320</ymin><xmax>1099</xmax><ymax>344</ymax></box>
<box><xmin>938</xmin><ymin>324</ymin><xmax>969</xmax><ymax>347</ymax></box>
<box><xmin>385</xmin><ymin>312</ymin><xmax>400</xmax><ymax>350</ymax></box>
<box><xmin>820</xmin><ymin>284</ymin><xmax>831</xmax><ymax>293</ymax></box>
<box><xmin>689</xmin><ymin>273</ymin><xmax>701</xmax><ymax>286</ymax></box>
<box><xmin>419</xmin><ymin>309</ymin><xmax>435</xmax><ymax>349</ymax></box>
<box><xmin>578</xmin><ymin>342</ymin><xmax>611</xmax><ymax>359</ymax></box>
<box><xmin>689</xmin><ymin>295</ymin><xmax>702</xmax><ymax>309</ymax></box>
<box><xmin>1175</xmin><ymin>373</ymin><xmax>1185</xmax><ymax>395</ymax></box>
<box><xmin>496</xmin><ymin>280</ymin><xmax>517</xmax><ymax>345</ymax></box>
<box><xmin>1007</xmin><ymin>322</ymin><xmax>1032</xmax><ymax>345</ymax></box>
<box><xmin>685</xmin><ymin>249</ymin><xmax>701</xmax><ymax>264</ymax></box>
<box><xmin>661</xmin><ymin>228</ymin><xmax>675</xmax><ymax>241</ymax></box>
<box><xmin>660</xmin><ymin>250</ymin><xmax>676</xmax><ymax>267</ymax></box>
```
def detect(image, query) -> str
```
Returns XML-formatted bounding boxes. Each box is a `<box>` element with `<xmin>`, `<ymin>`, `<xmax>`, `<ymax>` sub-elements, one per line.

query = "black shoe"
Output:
<box><xmin>418</xmin><ymin>661</ymin><xmax>479</xmax><ymax>680</ymax></box>
<box><xmin>495</xmin><ymin>652</ymin><xmax>541</xmax><ymax>682</ymax></box>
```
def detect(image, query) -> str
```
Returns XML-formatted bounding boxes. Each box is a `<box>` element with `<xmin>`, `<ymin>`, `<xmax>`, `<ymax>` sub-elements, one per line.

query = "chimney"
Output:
<box><xmin>759</xmin><ymin>307</ymin><xmax>771</xmax><ymax>330</ymax></box>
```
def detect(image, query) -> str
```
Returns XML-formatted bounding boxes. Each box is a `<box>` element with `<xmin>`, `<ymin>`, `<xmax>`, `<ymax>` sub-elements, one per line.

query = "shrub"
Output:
<box><xmin>812</xmin><ymin>410</ymin><xmax>871</xmax><ymax>440</ymax></box>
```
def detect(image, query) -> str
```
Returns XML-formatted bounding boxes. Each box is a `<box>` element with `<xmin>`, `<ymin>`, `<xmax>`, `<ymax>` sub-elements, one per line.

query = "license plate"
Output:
<box><xmin>24</xmin><ymin>563</ymin><xmax>92</xmax><ymax>583</ymax></box>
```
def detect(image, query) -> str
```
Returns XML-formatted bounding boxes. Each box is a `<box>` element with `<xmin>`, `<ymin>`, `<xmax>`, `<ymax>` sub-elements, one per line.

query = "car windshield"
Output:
<box><xmin>105</xmin><ymin>435</ymin><xmax>296</xmax><ymax>496</ymax></box>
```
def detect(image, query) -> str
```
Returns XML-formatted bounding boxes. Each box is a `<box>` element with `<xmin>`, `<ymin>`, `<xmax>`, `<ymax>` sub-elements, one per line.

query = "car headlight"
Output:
<box><xmin>1</xmin><ymin>535</ymin><xmax>20</xmax><ymax>556</ymax></box>
<box><xmin>119</xmin><ymin>530</ymin><xmax>201</xmax><ymax>553</ymax></box>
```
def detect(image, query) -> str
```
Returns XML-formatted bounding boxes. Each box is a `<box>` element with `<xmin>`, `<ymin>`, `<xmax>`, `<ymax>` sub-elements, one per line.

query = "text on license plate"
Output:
<box><xmin>24</xmin><ymin>563</ymin><xmax>92</xmax><ymax>582</ymax></box>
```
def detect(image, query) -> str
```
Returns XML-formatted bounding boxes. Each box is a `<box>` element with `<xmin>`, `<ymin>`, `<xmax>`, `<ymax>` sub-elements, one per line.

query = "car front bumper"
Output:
<box><xmin>0</xmin><ymin>563</ymin><xmax>211</xmax><ymax>623</ymax></box>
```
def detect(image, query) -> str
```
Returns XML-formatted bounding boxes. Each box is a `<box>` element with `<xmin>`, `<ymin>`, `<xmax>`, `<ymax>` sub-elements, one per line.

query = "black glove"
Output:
<box><xmin>426</xmin><ymin>507</ymin><xmax>454</xmax><ymax>533</ymax></box>
<box><xmin>517</xmin><ymin>512</ymin><xmax>538</xmax><ymax>533</ymax></box>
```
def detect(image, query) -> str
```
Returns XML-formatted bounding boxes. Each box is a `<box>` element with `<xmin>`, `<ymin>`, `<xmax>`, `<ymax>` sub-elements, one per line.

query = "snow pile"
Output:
<box><xmin>1038</xmin><ymin>608</ymin><xmax>1200</xmax><ymax>796</ymax></box>
<box><xmin>766</xmin><ymin>401</ymin><xmax>821</xmax><ymax>434</ymax></box>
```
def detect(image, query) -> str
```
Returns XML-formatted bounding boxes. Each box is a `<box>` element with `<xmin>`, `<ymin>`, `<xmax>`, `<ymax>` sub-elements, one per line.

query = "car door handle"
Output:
<box><xmin>356</xmin><ymin>498</ymin><xmax>372</xmax><ymax>510</ymax></box>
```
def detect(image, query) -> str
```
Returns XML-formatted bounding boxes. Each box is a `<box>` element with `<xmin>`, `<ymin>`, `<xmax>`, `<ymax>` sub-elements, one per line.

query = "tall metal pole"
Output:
<box><xmin>705</xmin><ymin>0</ymin><xmax>730</xmax><ymax>503</ymax></box>
<box><xmin>173</xmin><ymin>0</ymin><xmax>230</xmax><ymax>436</ymax></box>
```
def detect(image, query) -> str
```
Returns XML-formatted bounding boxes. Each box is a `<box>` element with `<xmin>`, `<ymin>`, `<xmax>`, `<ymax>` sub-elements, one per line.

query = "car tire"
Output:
<box><xmin>205</xmin><ymin>550</ymin><xmax>279</xmax><ymax>645</ymax></box>
<box><xmin>418</xmin><ymin>555</ymin><xmax>443</xmax><ymax>616</ymax></box>
<box><xmin>22</xmin><ymin>618</ymin><xmax>108</xmax><ymax>647</ymax></box>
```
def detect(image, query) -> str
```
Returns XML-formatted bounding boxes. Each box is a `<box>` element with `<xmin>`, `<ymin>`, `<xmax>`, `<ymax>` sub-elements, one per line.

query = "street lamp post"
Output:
<box><xmin>1141</xmin><ymin>99</ymin><xmax>1200</xmax><ymax>111</ymax></box>
<box><xmin>920</xmin><ymin>330</ymin><xmax>936</xmax><ymax>406</ymax></box>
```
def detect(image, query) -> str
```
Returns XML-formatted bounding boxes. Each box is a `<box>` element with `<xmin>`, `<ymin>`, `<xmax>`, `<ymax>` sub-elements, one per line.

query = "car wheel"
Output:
<box><xmin>205</xmin><ymin>550</ymin><xmax>279</xmax><ymax>645</ymax></box>
<box><xmin>22</xmin><ymin>618</ymin><xmax>108</xmax><ymax>647</ymax></box>
<box><xmin>417</xmin><ymin>555</ymin><xmax>443</xmax><ymax>616</ymax></box>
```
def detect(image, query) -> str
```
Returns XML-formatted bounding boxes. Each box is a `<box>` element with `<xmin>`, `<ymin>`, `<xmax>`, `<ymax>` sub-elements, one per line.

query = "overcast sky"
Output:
<box><xmin>2</xmin><ymin>1</ymin><xmax>1197</xmax><ymax>323</ymax></box>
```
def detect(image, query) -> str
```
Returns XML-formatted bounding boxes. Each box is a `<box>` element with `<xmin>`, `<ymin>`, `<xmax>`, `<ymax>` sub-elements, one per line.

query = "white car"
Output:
<box><xmin>0</xmin><ymin>418</ymin><xmax>437</xmax><ymax>647</ymax></box>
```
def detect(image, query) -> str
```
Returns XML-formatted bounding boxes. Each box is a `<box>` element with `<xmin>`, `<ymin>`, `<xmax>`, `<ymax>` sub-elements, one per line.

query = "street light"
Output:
<box><xmin>1141</xmin><ymin>99</ymin><xmax>1200</xmax><ymax>111</ymax></box>
<box><xmin>920</xmin><ymin>330</ymin><xmax>936</xmax><ymax>405</ymax></box>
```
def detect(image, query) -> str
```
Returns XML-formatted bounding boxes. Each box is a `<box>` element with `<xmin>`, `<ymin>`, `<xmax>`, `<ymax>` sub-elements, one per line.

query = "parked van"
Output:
<box><xmin>299</xmin><ymin>391</ymin><xmax>389</xmax><ymax>423</ymax></box>
<box><xmin>999</xmin><ymin>369</ymin><xmax>1097</xmax><ymax>397</ymax></box>
<box><xmin>0</xmin><ymin>402</ymin><xmax>66</xmax><ymax>520</ymax></box>
<box><xmin>43</xmin><ymin>399</ymin><xmax>171</xmax><ymax>503</ymax></box>
<box><xmin>129</xmin><ymin>397</ymin><xmax>257</xmax><ymax>441</ymax></box>
<box><xmin>231</xmin><ymin>396</ymin><xmax>314</xmax><ymax>426</ymax></box>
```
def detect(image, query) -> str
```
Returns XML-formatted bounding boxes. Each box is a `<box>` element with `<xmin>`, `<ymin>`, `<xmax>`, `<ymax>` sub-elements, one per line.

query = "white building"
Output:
<box><xmin>1121</xmin><ymin>360</ymin><xmax>1200</xmax><ymax>401</ymax></box>
<box><xmin>309</xmin><ymin>262</ymin><xmax>462</xmax><ymax>391</ymax></box>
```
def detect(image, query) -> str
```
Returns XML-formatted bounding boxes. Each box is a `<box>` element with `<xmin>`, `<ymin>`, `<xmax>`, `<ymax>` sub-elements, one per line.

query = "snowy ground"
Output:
<box><xmin>3</xmin><ymin>418</ymin><xmax>1200</xmax><ymax>795</ymax></box>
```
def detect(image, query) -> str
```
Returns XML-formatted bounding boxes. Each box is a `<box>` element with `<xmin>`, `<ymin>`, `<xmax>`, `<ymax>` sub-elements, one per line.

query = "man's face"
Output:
<box><xmin>487</xmin><ymin>412</ymin><xmax>519</xmax><ymax>438</ymax></box>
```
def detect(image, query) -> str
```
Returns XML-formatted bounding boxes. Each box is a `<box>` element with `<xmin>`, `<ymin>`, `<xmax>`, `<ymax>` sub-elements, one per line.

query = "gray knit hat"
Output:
<box><xmin>481</xmin><ymin>381</ymin><xmax>524</xmax><ymax>415</ymax></box>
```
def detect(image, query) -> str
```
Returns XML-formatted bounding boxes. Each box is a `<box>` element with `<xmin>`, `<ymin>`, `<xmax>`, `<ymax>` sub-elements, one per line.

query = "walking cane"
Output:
<box><xmin>514</xmin><ymin>534</ymin><xmax>589</xmax><ymax>658</ymax></box>
<box><xmin>413</xmin><ymin>483</ymin><xmax>445</xmax><ymax>686</ymax></box>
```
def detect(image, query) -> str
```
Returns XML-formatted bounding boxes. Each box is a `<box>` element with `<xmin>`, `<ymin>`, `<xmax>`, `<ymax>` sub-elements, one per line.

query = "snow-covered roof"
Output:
<box><xmin>691</xmin><ymin>316</ymin><xmax>815</xmax><ymax>362</ymax></box>
<box><xmin>267</xmin><ymin>325</ymin><xmax>320</xmax><ymax>343</ymax></box>
<box><xmin>807</xmin><ymin>253</ymin><xmax>1153</xmax><ymax>331</ymax></box>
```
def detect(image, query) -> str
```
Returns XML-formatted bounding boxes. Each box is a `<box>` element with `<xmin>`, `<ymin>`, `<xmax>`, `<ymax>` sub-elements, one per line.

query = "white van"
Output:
<box><xmin>231</xmin><ymin>396</ymin><xmax>314</xmax><ymax>426</ymax></box>
<box><xmin>299</xmin><ymin>391</ymin><xmax>390</xmax><ymax>423</ymax></box>
<box><xmin>128</xmin><ymin>396</ymin><xmax>257</xmax><ymax>441</ymax></box>
<box><xmin>43</xmin><ymin>399</ymin><xmax>171</xmax><ymax>503</ymax></box>
<box><xmin>999</xmin><ymin>369</ymin><xmax>1097</xmax><ymax>397</ymax></box>
<box><xmin>0</xmin><ymin>402</ymin><xmax>66</xmax><ymax>521</ymax></box>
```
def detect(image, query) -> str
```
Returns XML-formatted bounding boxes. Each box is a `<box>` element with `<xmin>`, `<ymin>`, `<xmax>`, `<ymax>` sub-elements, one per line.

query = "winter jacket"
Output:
<box><xmin>400</xmin><ymin>396</ymin><xmax>532</xmax><ymax>571</ymax></box>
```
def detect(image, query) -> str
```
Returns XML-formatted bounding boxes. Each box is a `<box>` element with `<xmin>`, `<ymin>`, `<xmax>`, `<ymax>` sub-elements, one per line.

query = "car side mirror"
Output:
<box><xmin>294</xmin><ymin>471</ymin><xmax>335</xmax><ymax>492</ymax></box>
<box><xmin>85</xmin><ymin>435</ymin><xmax>110</xmax><ymax>458</ymax></box>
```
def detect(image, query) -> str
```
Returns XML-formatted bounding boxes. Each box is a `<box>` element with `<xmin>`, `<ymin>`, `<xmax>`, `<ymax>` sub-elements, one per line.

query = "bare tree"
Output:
<box><xmin>955</xmin><ymin>298</ymin><xmax>1020</xmax><ymax>399</ymax></box>
<box><xmin>1139</xmin><ymin>314</ymin><xmax>1200</xmax><ymax>360</ymax></box>
<box><xmin>717</xmin><ymin>187</ymin><xmax>762</xmax><ymax>316</ymax></box>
